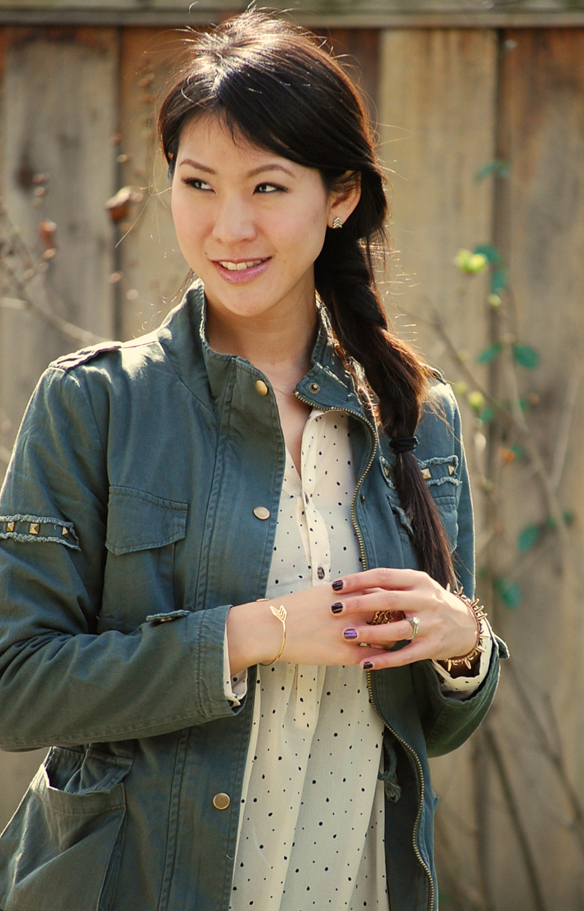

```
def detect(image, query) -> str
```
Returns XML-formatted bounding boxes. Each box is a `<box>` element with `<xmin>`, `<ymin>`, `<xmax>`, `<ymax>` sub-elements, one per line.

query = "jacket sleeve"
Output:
<box><xmin>410</xmin><ymin>381</ymin><xmax>508</xmax><ymax>754</ymax></box>
<box><xmin>0</xmin><ymin>365</ymin><xmax>240</xmax><ymax>751</ymax></box>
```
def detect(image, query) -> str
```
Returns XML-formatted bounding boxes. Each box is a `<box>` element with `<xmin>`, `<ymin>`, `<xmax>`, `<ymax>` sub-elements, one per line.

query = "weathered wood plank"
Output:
<box><xmin>377</xmin><ymin>28</ymin><xmax>497</xmax><ymax>428</ymax></box>
<box><xmin>378</xmin><ymin>28</ymin><xmax>499</xmax><ymax>910</ymax></box>
<box><xmin>484</xmin><ymin>28</ymin><xmax>584</xmax><ymax>911</ymax></box>
<box><xmin>115</xmin><ymin>28</ymin><xmax>189</xmax><ymax>339</ymax></box>
<box><xmin>1</xmin><ymin>0</ymin><xmax>583</xmax><ymax>15</ymax></box>
<box><xmin>1</xmin><ymin>26</ymin><xmax>118</xmax><ymax>442</ymax></box>
<box><xmin>2</xmin><ymin>2</ymin><xmax>584</xmax><ymax>27</ymax></box>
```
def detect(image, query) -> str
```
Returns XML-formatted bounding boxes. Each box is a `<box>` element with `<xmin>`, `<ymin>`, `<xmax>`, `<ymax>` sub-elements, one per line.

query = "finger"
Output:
<box><xmin>329</xmin><ymin>587</ymin><xmax>426</xmax><ymax>617</ymax></box>
<box><xmin>331</xmin><ymin>567</ymin><xmax>428</xmax><ymax>595</ymax></box>
<box><xmin>361</xmin><ymin>640</ymin><xmax>430</xmax><ymax>671</ymax></box>
<box><xmin>342</xmin><ymin>619</ymin><xmax>415</xmax><ymax>647</ymax></box>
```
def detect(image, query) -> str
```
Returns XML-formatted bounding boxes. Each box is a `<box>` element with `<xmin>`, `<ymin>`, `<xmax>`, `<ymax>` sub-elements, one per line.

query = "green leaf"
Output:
<box><xmin>477</xmin><ymin>343</ymin><xmax>503</xmax><ymax>364</ymax></box>
<box><xmin>476</xmin><ymin>160</ymin><xmax>510</xmax><ymax>181</ymax></box>
<box><xmin>495</xmin><ymin>577</ymin><xmax>522</xmax><ymax>609</ymax></box>
<box><xmin>480</xmin><ymin>405</ymin><xmax>496</xmax><ymax>424</ymax></box>
<box><xmin>491</xmin><ymin>268</ymin><xmax>507</xmax><ymax>293</ymax></box>
<box><xmin>545</xmin><ymin>511</ymin><xmax>575</xmax><ymax>530</ymax></box>
<box><xmin>474</xmin><ymin>244</ymin><xmax>501</xmax><ymax>264</ymax></box>
<box><xmin>517</xmin><ymin>524</ymin><xmax>541</xmax><ymax>553</ymax></box>
<box><xmin>512</xmin><ymin>345</ymin><xmax>539</xmax><ymax>369</ymax></box>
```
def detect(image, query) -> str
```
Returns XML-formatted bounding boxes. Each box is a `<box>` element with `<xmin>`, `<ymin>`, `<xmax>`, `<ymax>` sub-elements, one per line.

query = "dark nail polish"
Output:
<box><xmin>363</xmin><ymin>661</ymin><xmax>374</xmax><ymax>670</ymax></box>
<box><xmin>331</xmin><ymin>602</ymin><xmax>343</xmax><ymax>614</ymax></box>
<box><xmin>332</xmin><ymin>579</ymin><xmax>344</xmax><ymax>592</ymax></box>
<box><xmin>343</xmin><ymin>628</ymin><xmax>358</xmax><ymax>640</ymax></box>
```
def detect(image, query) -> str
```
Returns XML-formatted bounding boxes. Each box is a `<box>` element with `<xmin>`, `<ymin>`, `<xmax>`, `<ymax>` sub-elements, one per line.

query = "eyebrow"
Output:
<box><xmin>178</xmin><ymin>158</ymin><xmax>296</xmax><ymax>179</ymax></box>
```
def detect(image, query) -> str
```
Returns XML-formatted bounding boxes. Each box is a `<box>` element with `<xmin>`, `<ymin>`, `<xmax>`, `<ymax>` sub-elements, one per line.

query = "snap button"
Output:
<box><xmin>29</xmin><ymin>523</ymin><xmax>40</xmax><ymax>535</ymax></box>
<box><xmin>421</xmin><ymin>468</ymin><xmax>431</xmax><ymax>480</ymax></box>
<box><xmin>253</xmin><ymin>506</ymin><xmax>270</xmax><ymax>520</ymax></box>
<box><xmin>6</xmin><ymin>521</ymin><xmax>15</xmax><ymax>533</ymax></box>
<box><xmin>309</xmin><ymin>382</ymin><xmax>320</xmax><ymax>394</ymax></box>
<box><xmin>255</xmin><ymin>379</ymin><xmax>269</xmax><ymax>396</ymax></box>
<box><xmin>213</xmin><ymin>792</ymin><xmax>231</xmax><ymax>810</ymax></box>
<box><xmin>317</xmin><ymin>566</ymin><xmax>325</xmax><ymax>580</ymax></box>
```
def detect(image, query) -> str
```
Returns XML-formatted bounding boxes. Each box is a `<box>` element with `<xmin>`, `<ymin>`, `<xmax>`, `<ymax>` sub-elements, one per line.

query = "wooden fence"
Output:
<box><xmin>1</xmin><ymin>11</ymin><xmax>584</xmax><ymax>910</ymax></box>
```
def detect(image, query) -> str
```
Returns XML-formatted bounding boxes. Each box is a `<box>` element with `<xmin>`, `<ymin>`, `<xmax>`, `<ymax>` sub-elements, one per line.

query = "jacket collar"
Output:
<box><xmin>157</xmin><ymin>279</ymin><xmax>372</xmax><ymax>423</ymax></box>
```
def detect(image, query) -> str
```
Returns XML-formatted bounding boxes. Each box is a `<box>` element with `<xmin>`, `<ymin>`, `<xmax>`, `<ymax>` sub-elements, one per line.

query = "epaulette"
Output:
<box><xmin>50</xmin><ymin>341</ymin><xmax>122</xmax><ymax>372</ymax></box>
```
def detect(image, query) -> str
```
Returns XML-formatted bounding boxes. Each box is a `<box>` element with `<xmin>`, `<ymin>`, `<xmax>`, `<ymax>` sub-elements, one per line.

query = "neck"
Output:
<box><xmin>205</xmin><ymin>294</ymin><xmax>318</xmax><ymax>392</ymax></box>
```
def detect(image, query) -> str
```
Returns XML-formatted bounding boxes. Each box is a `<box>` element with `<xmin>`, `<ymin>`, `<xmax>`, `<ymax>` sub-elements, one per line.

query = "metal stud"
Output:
<box><xmin>448</xmin><ymin>464</ymin><xmax>456</xmax><ymax>476</ymax></box>
<box><xmin>62</xmin><ymin>526</ymin><xmax>69</xmax><ymax>537</ymax></box>
<box><xmin>421</xmin><ymin>468</ymin><xmax>431</xmax><ymax>480</ymax></box>
<box><xmin>29</xmin><ymin>523</ymin><xmax>40</xmax><ymax>535</ymax></box>
<box><xmin>309</xmin><ymin>382</ymin><xmax>320</xmax><ymax>394</ymax></box>
<box><xmin>6</xmin><ymin>521</ymin><xmax>15</xmax><ymax>533</ymax></box>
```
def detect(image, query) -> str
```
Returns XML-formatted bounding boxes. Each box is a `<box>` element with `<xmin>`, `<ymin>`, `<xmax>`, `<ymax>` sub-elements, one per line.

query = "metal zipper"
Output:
<box><xmin>366</xmin><ymin>672</ymin><xmax>435</xmax><ymax>911</ymax></box>
<box><xmin>294</xmin><ymin>391</ymin><xmax>435</xmax><ymax>911</ymax></box>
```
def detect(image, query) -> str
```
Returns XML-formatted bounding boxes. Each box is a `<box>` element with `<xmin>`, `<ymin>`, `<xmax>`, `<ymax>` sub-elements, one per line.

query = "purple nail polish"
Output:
<box><xmin>332</xmin><ymin>579</ymin><xmax>344</xmax><ymax>592</ymax></box>
<box><xmin>363</xmin><ymin>661</ymin><xmax>374</xmax><ymax>669</ymax></box>
<box><xmin>343</xmin><ymin>628</ymin><xmax>358</xmax><ymax>640</ymax></box>
<box><xmin>331</xmin><ymin>602</ymin><xmax>343</xmax><ymax>614</ymax></box>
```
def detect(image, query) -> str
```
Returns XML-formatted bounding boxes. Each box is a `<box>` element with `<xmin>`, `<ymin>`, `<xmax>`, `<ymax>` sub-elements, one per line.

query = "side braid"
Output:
<box><xmin>316</xmin><ymin>227</ymin><xmax>456</xmax><ymax>589</ymax></box>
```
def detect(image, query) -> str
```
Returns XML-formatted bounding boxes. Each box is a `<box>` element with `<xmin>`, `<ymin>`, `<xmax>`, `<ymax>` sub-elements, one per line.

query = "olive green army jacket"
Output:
<box><xmin>0</xmin><ymin>282</ymin><xmax>506</xmax><ymax>911</ymax></box>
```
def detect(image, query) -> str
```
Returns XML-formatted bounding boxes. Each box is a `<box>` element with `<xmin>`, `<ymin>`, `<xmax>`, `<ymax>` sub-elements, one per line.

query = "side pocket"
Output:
<box><xmin>0</xmin><ymin>747</ymin><xmax>132</xmax><ymax>911</ymax></box>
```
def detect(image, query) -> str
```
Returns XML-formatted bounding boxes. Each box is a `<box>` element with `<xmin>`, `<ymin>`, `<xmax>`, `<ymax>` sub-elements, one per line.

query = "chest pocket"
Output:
<box><xmin>380</xmin><ymin>455</ymin><xmax>461</xmax><ymax>555</ymax></box>
<box><xmin>100</xmin><ymin>486</ymin><xmax>188</xmax><ymax>632</ymax></box>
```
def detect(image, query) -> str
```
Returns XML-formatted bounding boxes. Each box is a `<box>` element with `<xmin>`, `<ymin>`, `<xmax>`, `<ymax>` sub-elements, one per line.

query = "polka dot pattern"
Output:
<box><xmin>230</xmin><ymin>411</ymin><xmax>388</xmax><ymax>910</ymax></box>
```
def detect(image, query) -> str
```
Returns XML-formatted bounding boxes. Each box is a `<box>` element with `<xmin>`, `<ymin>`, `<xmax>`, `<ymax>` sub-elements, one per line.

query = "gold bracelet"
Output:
<box><xmin>442</xmin><ymin>589</ymin><xmax>490</xmax><ymax>672</ymax></box>
<box><xmin>259</xmin><ymin>604</ymin><xmax>287</xmax><ymax>667</ymax></box>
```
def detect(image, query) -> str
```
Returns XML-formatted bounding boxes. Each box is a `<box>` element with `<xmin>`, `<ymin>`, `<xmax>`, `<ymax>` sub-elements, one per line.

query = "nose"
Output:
<box><xmin>212</xmin><ymin>196</ymin><xmax>257</xmax><ymax>245</ymax></box>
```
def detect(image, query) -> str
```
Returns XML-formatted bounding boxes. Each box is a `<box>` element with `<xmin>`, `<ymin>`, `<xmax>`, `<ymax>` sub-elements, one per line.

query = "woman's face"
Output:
<box><xmin>171</xmin><ymin>114</ymin><xmax>350</xmax><ymax>327</ymax></box>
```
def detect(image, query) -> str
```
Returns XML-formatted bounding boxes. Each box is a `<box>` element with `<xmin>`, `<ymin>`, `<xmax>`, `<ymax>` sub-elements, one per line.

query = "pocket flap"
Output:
<box><xmin>106</xmin><ymin>486</ymin><xmax>188</xmax><ymax>555</ymax></box>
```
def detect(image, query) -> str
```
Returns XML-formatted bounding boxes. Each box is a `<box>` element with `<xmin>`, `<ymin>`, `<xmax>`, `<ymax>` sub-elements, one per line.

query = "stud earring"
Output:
<box><xmin>332</xmin><ymin>217</ymin><xmax>343</xmax><ymax>229</ymax></box>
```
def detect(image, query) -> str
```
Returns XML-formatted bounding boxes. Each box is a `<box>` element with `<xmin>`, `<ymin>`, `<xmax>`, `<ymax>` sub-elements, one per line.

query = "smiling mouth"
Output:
<box><xmin>218</xmin><ymin>259</ymin><xmax>267</xmax><ymax>271</ymax></box>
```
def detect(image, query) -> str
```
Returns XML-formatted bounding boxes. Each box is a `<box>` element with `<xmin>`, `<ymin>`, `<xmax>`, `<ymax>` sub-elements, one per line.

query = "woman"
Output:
<box><xmin>0</xmin><ymin>11</ymin><xmax>505</xmax><ymax>911</ymax></box>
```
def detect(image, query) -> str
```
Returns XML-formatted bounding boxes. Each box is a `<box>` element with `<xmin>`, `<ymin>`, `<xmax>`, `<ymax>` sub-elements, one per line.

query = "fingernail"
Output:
<box><xmin>331</xmin><ymin>602</ymin><xmax>343</xmax><ymax>614</ymax></box>
<box><xmin>363</xmin><ymin>661</ymin><xmax>374</xmax><ymax>670</ymax></box>
<box><xmin>343</xmin><ymin>628</ymin><xmax>358</xmax><ymax>640</ymax></box>
<box><xmin>332</xmin><ymin>579</ymin><xmax>344</xmax><ymax>592</ymax></box>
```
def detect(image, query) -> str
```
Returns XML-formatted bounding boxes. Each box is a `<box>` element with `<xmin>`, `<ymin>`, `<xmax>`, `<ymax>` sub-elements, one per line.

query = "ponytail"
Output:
<box><xmin>315</xmin><ymin>220</ymin><xmax>456</xmax><ymax>589</ymax></box>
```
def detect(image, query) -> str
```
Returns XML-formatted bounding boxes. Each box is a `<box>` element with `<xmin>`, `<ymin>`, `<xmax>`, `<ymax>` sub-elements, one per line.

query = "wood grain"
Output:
<box><xmin>115</xmin><ymin>27</ymin><xmax>190</xmax><ymax>340</ymax></box>
<box><xmin>0</xmin><ymin>26</ymin><xmax>118</xmax><ymax>452</ymax></box>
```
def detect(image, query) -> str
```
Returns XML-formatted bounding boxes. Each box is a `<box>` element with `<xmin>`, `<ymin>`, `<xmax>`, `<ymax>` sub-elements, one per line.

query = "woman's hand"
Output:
<box><xmin>226</xmin><ymin>568</ymin><xmax>479</xmax><ymax>675</ymax></box>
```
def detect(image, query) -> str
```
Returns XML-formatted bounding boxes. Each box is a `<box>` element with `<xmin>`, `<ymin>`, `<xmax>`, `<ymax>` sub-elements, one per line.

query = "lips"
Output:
<box><xmin>218</xmin><ymin>259</ymin><xmax>266</xmax><ymax>271</ymax></box>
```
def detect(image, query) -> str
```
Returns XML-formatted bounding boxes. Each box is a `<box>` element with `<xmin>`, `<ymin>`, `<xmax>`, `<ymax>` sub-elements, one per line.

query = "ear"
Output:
<box><xmin>327</xmin><ymin>173</ymin><xmax>362</xmax><ymax>229</ymax></box>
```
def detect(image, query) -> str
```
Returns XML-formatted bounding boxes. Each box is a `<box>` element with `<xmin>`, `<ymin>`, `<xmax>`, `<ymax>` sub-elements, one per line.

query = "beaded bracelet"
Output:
<box><xmin>260</xmin><ymin>604</ymin><xmax>287</xmax><ymax>667</ymax></box>
<box><xmin>441</xmin><ymin>589</ymin><xmax>490</xmax><ymax>672</ymax></box>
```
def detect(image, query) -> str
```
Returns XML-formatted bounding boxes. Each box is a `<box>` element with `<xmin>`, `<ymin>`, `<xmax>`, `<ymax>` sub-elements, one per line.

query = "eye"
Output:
<box><xmin>182</xmin><ymin>178</ymin><xmax>213</xmax><ymax>191</ymax></box>
<box><xmin>255</xmin><ymin>182</ymin><xmax>287</xmax><ymax>194</ymax></box>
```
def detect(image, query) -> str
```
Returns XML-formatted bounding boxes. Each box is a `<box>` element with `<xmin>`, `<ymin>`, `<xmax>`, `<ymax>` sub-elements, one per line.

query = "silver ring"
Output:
<box><xmin>407</xmin><ymin>616</ymin><xmax>420</xmax><ymax>641</ymax></box>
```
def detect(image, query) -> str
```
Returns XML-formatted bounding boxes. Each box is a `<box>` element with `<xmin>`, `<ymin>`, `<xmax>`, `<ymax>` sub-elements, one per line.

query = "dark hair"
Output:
<box><xmin>158</xmin><ymin>10</ymin><xmax>455</xmax><ymax>587</ymax></box>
